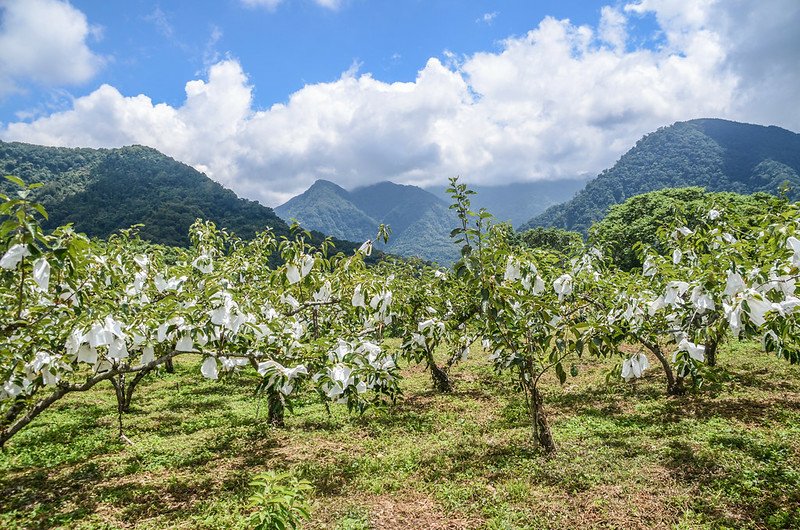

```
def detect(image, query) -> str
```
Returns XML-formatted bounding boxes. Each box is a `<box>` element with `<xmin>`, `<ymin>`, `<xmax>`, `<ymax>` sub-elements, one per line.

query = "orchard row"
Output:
<box><xmin>2</xmin><ymin>176</ymin><xmax>799</xmax><ymax>452</ymax></box>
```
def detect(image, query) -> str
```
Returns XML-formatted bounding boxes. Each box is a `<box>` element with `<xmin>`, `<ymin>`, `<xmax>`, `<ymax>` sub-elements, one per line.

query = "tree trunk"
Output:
<box><xmin>520</xmin><ymin>366</ymin><xmax>555</xmax><ymax>453</ymax></box>
<box><xmin>267</xmin><ymin>392</ymin><xmax>285</xmax><ymax>427</ymax></box>
<box><xmin>119</xmin><ymin>367</ymin><xmax>152</xmax><ymax>413</ymax></box>
<box><xmin>164</xmin><ymin>358</ymin><xmax>175</xmax><ymax>373</ymax></box>
<box><xmin>705</xmin><ymin>338</ymin><xmax>718</xmax><ymax>368</ymax></box>
<box><xmin>426</xmin><ymin>350</ymin><xmax>452</xmax><ymax>393</ymax></box>
<box><xmin>529</xmin><ymin>384</ymin><xmax>555</xmax><ymax>453</ymax></box>
<box><xmin>639</xmin><ymin>336</ymin><xmax>685</xmax><ymax>396</ymax></box>
<box><xmin>668</xmin><ymin>376</ymin><xmax>686</xmax><ymax>396</ymax></box>
<box><xmin>110</xmin><ymin>374</ymin><xmax>126</xmax><ymax>413</ymax></box>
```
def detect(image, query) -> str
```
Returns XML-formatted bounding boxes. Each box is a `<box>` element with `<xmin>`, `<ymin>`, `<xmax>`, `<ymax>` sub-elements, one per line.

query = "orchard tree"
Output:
<box><xmin>0</xmin><ymin>177</ymin><xmax>402</xmax><ymax>446</ymax></box>
<box><xmin>436</xmin><ymin>178</ymin><xmax>616</xmax><ymax>453</ymax></box>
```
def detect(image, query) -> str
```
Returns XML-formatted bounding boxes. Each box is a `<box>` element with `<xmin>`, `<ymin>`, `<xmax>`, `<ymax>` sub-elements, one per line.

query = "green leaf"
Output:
<box><xmin>555</xmin><ymin>362</ymin><xmax>567</xmax><ymax>385</ymax></box>
<box><xmin>32</xmin><ymin>203</ymin><xmax>49</xmax><ymax>220</ymax></box>
<box><xmin>4</xmin><ymin>175</ymin><xmax>25</xmax><ymax>187</ymax></box>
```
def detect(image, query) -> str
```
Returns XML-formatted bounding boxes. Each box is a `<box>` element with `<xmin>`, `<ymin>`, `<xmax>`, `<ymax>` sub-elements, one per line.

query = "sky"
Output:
<box><xmin>0</xmin><ymin>0</ymin><xmax>798</xmax><ymax>206</ymax></box>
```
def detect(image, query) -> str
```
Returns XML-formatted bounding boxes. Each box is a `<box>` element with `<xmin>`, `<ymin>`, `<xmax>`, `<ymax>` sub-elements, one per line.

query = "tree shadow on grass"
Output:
<box><xmin>719</xmin><ymin>364</ymin><xmax>800</xmax><ymax>393</ymax></box>
<box><xmin>292</xmin><ymin>458</ymin><xmax>362</xmax><ymax>495</ymax></box>
<box><xmin>652</xmin><ymin>395</ymin><xmax>800</xmax><ymax>425</ymax></box>
<box><xmin>661</xmin><ymin>437</ymin><xmax>800</xmax><ymax>528</ymax></box>
<box><xmin>1</xmin><ymin>403</ymin><xmax>118</xmax><ymax>471</ymax></box>
<box><xmin>0</xmin><ymin>424</ymin><xmax>282</xmax><ymax>528</ymax></box>
<box><xmin>358</xmin><ymin>409</ymin><xmax>437</xmax><ymax>435</ymax></box>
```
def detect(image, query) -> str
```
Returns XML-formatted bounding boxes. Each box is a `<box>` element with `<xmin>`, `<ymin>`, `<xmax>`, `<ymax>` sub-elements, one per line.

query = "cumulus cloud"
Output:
<box><xmin>0</xmin><ymin>0</ymin><xmax>104</xmax><ymax>96</ymax></box>
<box><xmin>598</xmin><ymin>6</ymin><xmax>627</xmax><ymax>51</ymax></box>
<box><xmin>2</xmin><ymin>1</ymin><xmax>799</xmax><ymax>206</ymax></box>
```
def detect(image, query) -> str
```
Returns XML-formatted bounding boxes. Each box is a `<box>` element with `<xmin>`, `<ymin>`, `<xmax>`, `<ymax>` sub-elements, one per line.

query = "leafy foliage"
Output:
<box><xmin>519</xmin><ymin>226</ymin><xmax>584</xmax><ymax>257</ymax></box>
<box><xmin>589</xmin><ymin>187</ymin><xmax>786</xmax><ymax>270</ymax></box>
<box><xmin>3</xmin><ymin>171</ymin><xmax>800</xmax><ymax>463</ymax></box>
<box><xmin>248</xmin><ymin>471</ymin><xmax>312</xmax><ymax>530</ymax></box>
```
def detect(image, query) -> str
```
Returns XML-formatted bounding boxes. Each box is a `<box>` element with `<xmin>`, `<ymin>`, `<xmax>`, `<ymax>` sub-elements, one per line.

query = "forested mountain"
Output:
<box><xmin>274</xmin><ymin>180</ymin><xmax>376</xmax><ymax>242</ymax></box>
<box><xmin>426</xmin><ymin>179</ymin><xmax>587</xmax><ymax>228</ymax></box>
<box><xmin>522</xmin><ymin>119</ymin><xmax>800</xmax><ymax>233</ymax></box>
<box><xmin>276</xmin><ymin>180</ymin><xmax>460</xmax><ymax>264</ymax></box>
<box><xmin>0</xmin><ymin>141</ymin><xmax>359</xmax><ymax>254</ymax></box>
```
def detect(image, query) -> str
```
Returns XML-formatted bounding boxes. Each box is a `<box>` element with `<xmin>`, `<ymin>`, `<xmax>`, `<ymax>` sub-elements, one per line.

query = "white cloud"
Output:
<box><xmin>0</xmin><ymin>0</ymin><xmax>104</xmax><ymax>96</ymax></box>
<box><xmin>313</xmin><ymin>0</ymin><xmax>343</xmax><ymax>10</ymax></box>
<box><xmin>2</xmin><ymin>1</ymin><xmax>799</xmax><ymax>207</ymax></box>
<box><xmin>598</xmin><ymin>6</ymin><xmax>627</xmax><ymax>51</ymax></box>
<box><xmin>241</xmin><ymin>0</ymin><xmax>343</xmax><ymax>11</ymax></box>
<box><xmin>241</xmin><ymin>0</ymin><xmax>284</xmax><ymax>10</ymax></box>
<box><xmin>477</xmin><ymin>12</ymin><xmax>498</xmax><ymax>24</ymax></box>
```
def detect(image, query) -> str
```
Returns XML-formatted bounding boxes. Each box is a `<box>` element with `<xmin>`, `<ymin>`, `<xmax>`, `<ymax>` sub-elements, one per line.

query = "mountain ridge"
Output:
<box><xmin>276</xmin><ymin>179</ymin><xmax>460</xmax><ymax>264</ymax></box>
<box><xmin>0</xmin><ymin>141</ymin><xmax>363</xmax><ymax>257</ymax></box>
<box><xmin>522</xmin><ymin>118</ymin><xmax>800</xmax><ymax>233</ymax></box>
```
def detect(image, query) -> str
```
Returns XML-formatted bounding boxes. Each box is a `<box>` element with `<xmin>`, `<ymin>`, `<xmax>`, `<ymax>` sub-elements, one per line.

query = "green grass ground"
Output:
<box><xmin>1</xmin><ymin>340</ymin><xmax>799</xmax><ymax>529</ymax></box>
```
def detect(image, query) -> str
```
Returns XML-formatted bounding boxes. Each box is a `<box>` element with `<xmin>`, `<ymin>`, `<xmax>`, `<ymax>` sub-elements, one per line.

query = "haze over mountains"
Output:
<box><xmin>425</xmin><ymin>179</ymin><xmax>587</xmax><ymax>229</ymax></box>
<box><xmin>275</xmin><ymin>177</ymin><xmax>587</xmax><ymax>264</ymax></box>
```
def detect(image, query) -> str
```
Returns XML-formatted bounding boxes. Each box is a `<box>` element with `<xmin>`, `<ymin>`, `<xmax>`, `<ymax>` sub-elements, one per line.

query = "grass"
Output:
<box><xmin>1</xmin><ymin>339</ymin><xmax>800</xmax><ymax>529</ymax></box>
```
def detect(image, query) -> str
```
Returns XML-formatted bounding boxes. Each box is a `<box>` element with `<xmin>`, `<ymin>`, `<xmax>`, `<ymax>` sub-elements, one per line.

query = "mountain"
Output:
<box><xmin>0</xmin><ymin>141</ymin><xmax>361</xmax><ymax>256</ymax></box>
<box><xmin>522</xmin><ymin>119</ymin><xmax>800</xmax><ymax>233</ymax></box>
<box><xmin>275</xmin><ymin>180</ymin><xmax>376</xmax><ymax>242</ymax></box>
<box><xmin>276</xmin><ymin>180</ymin><xmax>460</xmax><ymax>264</ymax></box>
<box><xmin>426</xmin><ymin>179</ymin><xmax>587</xmax><ymax>228</ymax></box>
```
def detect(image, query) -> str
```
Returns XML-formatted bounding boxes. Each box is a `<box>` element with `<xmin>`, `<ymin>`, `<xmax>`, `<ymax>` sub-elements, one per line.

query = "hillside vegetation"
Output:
<box><xmin>0</xmin><ymin>141</ymin><xmax>361</xmax><ymax>256</ymax></box>
<box><xmin>524</xmin><ymin>119</ymin><xmax>800</xmax><ymax>233</ymax></box>
<box><xmin>589</xmin><ymin>187</ymin><xmax>784</xmax><ymax>270</ymax></box>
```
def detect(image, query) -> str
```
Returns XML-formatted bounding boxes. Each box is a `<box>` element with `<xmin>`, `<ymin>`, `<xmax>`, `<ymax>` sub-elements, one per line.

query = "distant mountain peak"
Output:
<box><xmin>306</xmin><ymin>178</ymin><xmax>350</xmax><ymax>195</ymax></box>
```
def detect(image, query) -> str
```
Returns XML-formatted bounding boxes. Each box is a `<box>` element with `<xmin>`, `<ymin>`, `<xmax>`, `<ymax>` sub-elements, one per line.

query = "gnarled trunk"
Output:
<box><xmin>639</xmin><ymin>336</ymin><xmax>685</xmax><ymax>396</ymax></box>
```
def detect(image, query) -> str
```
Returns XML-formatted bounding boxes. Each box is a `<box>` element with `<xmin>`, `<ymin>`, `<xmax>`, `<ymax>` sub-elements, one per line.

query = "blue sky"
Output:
<box><xmin>2</xmin><ymin>0</ymin><xmax>660</xmax><ymax>121</ymax></box>
<box><xmin>1</xmin><ymin>0</ymin><xmax>798</xmax><ymax>205</ymax></box>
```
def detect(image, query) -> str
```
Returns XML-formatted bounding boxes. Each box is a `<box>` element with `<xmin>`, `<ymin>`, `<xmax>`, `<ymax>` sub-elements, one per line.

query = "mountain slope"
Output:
<box><xmin>275</xmin><ymin>180</ymin><xmax>377</xmax><ymax>242</ymax></box>
<box><xmin>0</xmin><ymin>141</ymin><xmax>362</xmax><ymax>257</ymax></box>
<box><xmin>0</xmin><ymin>141</ymin><xmax>291</xmax><ymax>246</ymax></box>
<box><xmin>275</xmin><ymin>180</ymin><xmax>460</xmax><ymax>264</ymax></box>
<box><xmin>522</xmin><ymin>119</ymin><xmax>800</xmax><ymax>233</ymax></box>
